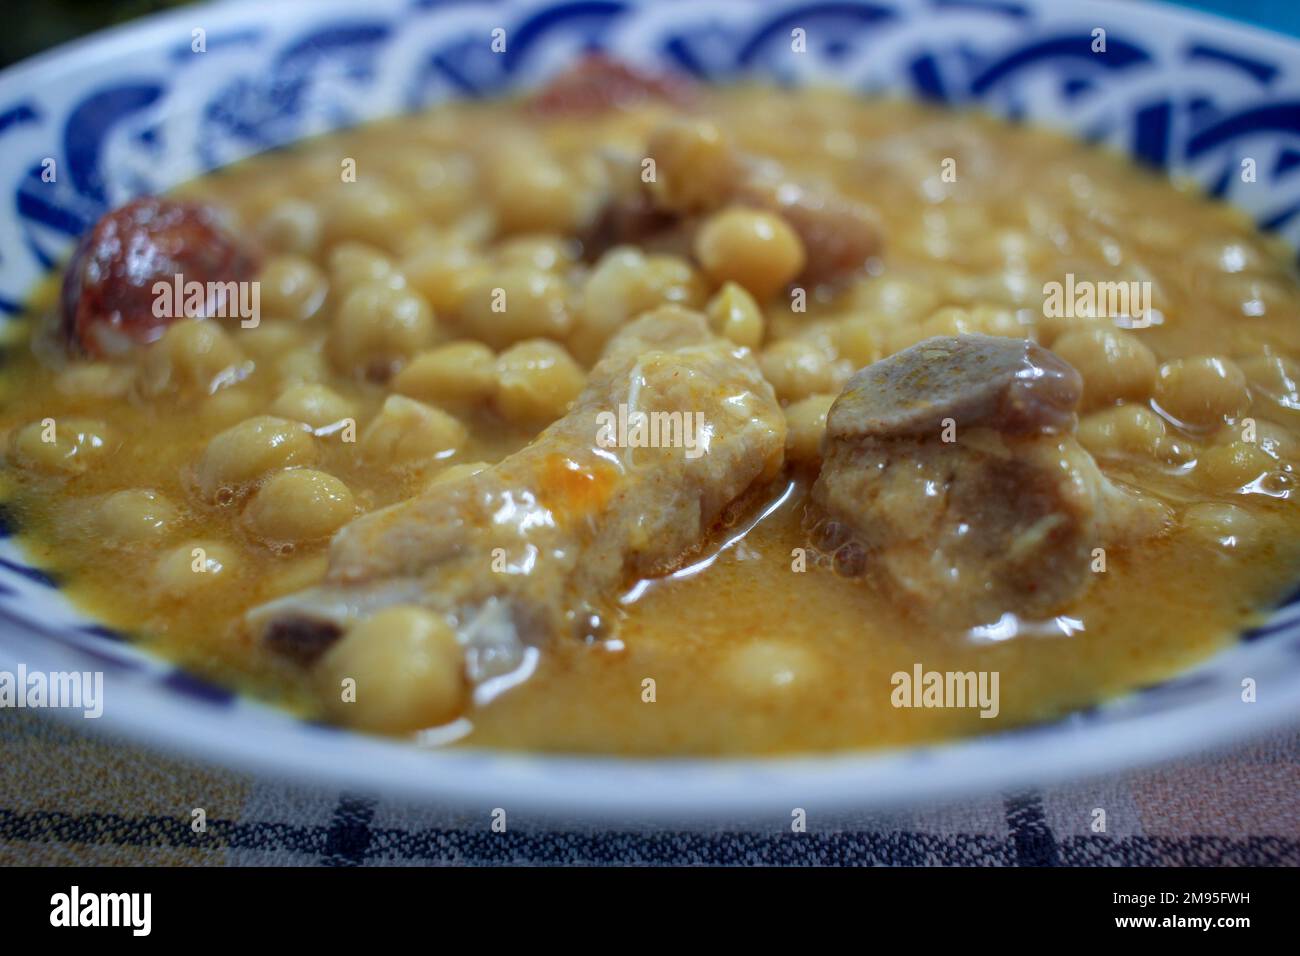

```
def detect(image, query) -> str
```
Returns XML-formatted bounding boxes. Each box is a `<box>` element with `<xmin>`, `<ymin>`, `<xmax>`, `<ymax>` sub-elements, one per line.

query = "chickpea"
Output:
<box><xmin>494</xmin><ymin>235</ymin><xmax>577</xmax><ymax>273</ymax></box>
<box><xmin>834</xmin><ymin>315</ymin><xmax>878</xmax><ymax>369</ymax></box>
<box><xmin>694</xmin><ymin>207</ymin><xmax>805</xmax><ymax>301</ymax></box>
<box><xmin>322</xmin><ymin>183</ymin><xmax>419</xmax><ymax>252</ymax></box>
<box><xmin>1052</xmin><ymin>327</ymin><xmax>1157</xmax><ymax>410</ymax></box>
<box><xmin>394</xmin><ymin>153</ymin><xmax>479</xmax><ymax>223</ymax></box>
<box><xmin>1155</xmin><ymin>356</ymin><xmax>1251</xmax><ymax>428</ymax></box>
<box><xmin>361</xmin><ymin>395</ymin><xmax>467</xmax><ymax>468</ymax></box>
<box><xmin>390</xmin><ymin>222</ymin><xmax>444</xmax><ymax>258</ymax></box>
<box><xmin>262</xmin><ymin>553</ymin><xmax>331</xmax><ymax>599</ymax></box>
<box><xmin>97</xmin><ymin>489</ymin><xmax>177</xmax><ymax>544</ymax></box>
<box><xmin>200</xmin><ymin>387</ymin><xmax>262</xmax><ymax>428</ymax></box>
<box><xmin>1077</xmin><ymin>404</ymin><xmax>1167</xmax><ymax>459</ymax></box>
<box><xmin>784</xmin><ymin>394</ymin><xmax>836</xmax><ymax>464</ymax></box>
<box><xmin>1133</xmin><ymin>217</ymin><xmax>1181</xmax><ymax>252</ymax></box>
<box><xmin>10</xmin><ymin>418</ymin><xmax>116</xmax><ymax>474</ymax></box>
<box><xmin>197</xmin><ymin>416</ymin><xmax>316</xmax><ymax>500</ymax></box>
<box><xmin>316</xmin><ymin>606</ymin><xmax>468</xmax><ymax>732</ymax></box>
<box><xmin>645</xmin><ymin>119</ymin><xmax>739</xmax><ymax>213</ymax></box>
<box><xmin>1237</xmin><ymin>354</ymin><xmax>1300</xmax><ymax>423</ymax></box>
<box><xmin>271</xmin><ymin>383</ymin><xmax>356</xmax><ymax>430</ymax></box>
<box><xmin>459</xmin><ymin>268</ymin><xmax>572</xmax><ymax>350</ymax></box>
<box><xmin>888</xmin><ymin>305</ymin><xmax>1025</xmax><ymax>354</ymax></box>
<box><xmin>54</xmin><ymin>363</ymin><xmax>133</xmax><ymax>402</ymax></box>
<box><xmin>495</xmin><ymin>339</ymin><xmax>586</xmax><ymax>424</ymax></box>
<box><xmin>331</xmin><ymin>280</ymin><xmax>436</xmax><ymax>379</ymax></box>
<box><xmin>137</xmin><ymin>318</ymin><xmax>248</xmax><ymax>397</ymax></box>
<box><xmin>276</xmin><ymin>346</ymin><xmax>331</xmax><ymax>386</ymax></box>
<box><xmin>760</xmin><ymin>339</ymin><xmax>846</xmax><ymax>403</ymax></box>
<box><xmin>1192</xmin><ymin>238</ymin><xmax>1264</xmax><ymax>274</ymax></box>
<box><xmin>1035</xmin><ymin>313</ymin><xmax>1110</xmax><ymax>349</ymax></box>
<box><xmin>845</xmin><ymin>274</ymin><xmax>940</xmax><ymax>325</ymax></box>
<box><xmin>447</xmin><ymin>209</ymin><xmax>495</xmax><ymax>246</ymax></box>
<box><xmin>1195</xmin><ymin>442</ymin><xmax>1276</xmax><ymax>492</ymax></box>
<box><xmin>957</xmin><ymin>305</ymin><xmax>1024</xmax><ymax>338</ymax></box>
<box><xmin>258</xmin><ymin>254</ymin><xmax>327</xmax><ymax>321</ymax></box>
<box><xmin>1212</xmin><ymin>273</ymin><xmax>1291</xmax><ymax>319</ymax></box>
<box><xmin>705</xmin><ymin>282</ymin><xmax>764</xmax><ymax>350</ymax></box>
<box><xmin>574</xmin><ymin>248</ymin><xmax>706</xmax><ymax>363</ymax></box>
<box><xmin>1181</xmin><ymin>502</ymin><xmax>1261</xmax><ymax>551</ymax></box>
<box><xmin>393</xmin><ymin>341</ymin><xmax>497</xmax><ymax>407</ymax></box>
<box><xmin>581</xmin><ymin>248</ymin><xmax>668</xmax><ymax>304</ymax></box>
<box><xmin>1228</xmin><ymin>418</ymin><xmax>1300</xmax><ymax>461</ymax></box>
<box><xmin>401</xmin><ymin>245</ymin><xmax>490</xmax><ymax>319</ymax></box>
<box><xmin>641</xmin><ymin>255</ymin><xmax>707</xmax><ymax>311</ymax></box>
<box><xmin>1155</xmin><ymin>435</ymin><xmax>1197</xmax><ymax>467</ymax></box>
<box><xmin>720</xmin><ymin>640</ymin><xmax>823</xmax><ymax>698</ymax></box>
<box><xmin>329</xmin><ymin>242</ymin><xmax>405</xmax><ymax>295</ymax></box>
<box><xmin>245</xmin><ymin>469</ymin><xmax>355</xmax><ymax>543</ymax></box>
<box><xmin>154</xmin><ymin>541</ymin><xmax>238</xmax><ymax>599</ymax></box>
<box><xmin>256</xmin><ymin>198</ymin><xmax>322</xmax><ymax>257</ymax></box>
<box><xmin>238</xmin><ymin>321</ymin><xmax>305</xmax><ymax>362</ymax></box>
<box><xmin>487</xmin><ymin>152</ymin><xmax>583</xmax><ymax>234</ymax></box>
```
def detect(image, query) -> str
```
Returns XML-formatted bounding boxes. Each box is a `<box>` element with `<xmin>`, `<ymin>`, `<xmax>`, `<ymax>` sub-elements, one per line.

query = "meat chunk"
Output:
<box><xmin>61</xmin><ymin>197</ymin><xmax>259</xmax><ymax>357</ymax></box>
<box><xmin>579</xmin><ymin>180</ymin><xmax>691</xmax><ymax>262</ymax></box>
<box><xmin>827</xmin><ymin>334</ymin><xmax>1083</xmax><ymax>439</ymax></box>
<box><xmin>251</xmin><ymin>309</ymin><xmax>785</xmax><ymax>685</ymax></box>
<box><xmin>810</xmin><ymin>335</ymin><xmax>1170</xmax><ymax>625</ymax></box>
<box><xmin>583</xmin><ymin>125</ymin><xmax>882</xmax><ymax>285</ymax></box>
<box><xmin>732</xmin><ymin>166</ymin><xmax>883</xmax><ymax>288</ymax></box>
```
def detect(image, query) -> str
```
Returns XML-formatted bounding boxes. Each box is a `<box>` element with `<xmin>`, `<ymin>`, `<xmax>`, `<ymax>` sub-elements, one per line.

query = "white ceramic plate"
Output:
<box><xmin>2</xmin><ymin>0</ymin><xmax>1299</xmax><ymax>816</ymax></box>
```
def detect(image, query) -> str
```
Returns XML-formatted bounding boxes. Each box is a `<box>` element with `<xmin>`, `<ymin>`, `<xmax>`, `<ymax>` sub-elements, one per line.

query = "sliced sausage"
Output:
<box><xmin>530</xmin><ymin>54</ymin><xmax>695</xmax><ymax>116</ymax></box>
<box><xmin>60</xmin><ymin>197</ymin><xmax>258</xmax><ymax>357</ymax></box>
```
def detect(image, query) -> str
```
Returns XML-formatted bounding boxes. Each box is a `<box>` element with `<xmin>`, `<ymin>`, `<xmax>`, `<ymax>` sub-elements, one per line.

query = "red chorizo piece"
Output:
<box><xmin>60</xmin><ymin>197</ymin><xmax>259</xmax><ymax>356</ymax></box>
<box><xmin>530</xmin><ymin>53</ymin><xmax>695</xmax><ymax>116</ymax></box>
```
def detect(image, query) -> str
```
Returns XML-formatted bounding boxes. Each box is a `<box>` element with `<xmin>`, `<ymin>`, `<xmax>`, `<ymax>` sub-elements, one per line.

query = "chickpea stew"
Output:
<box><xmin>3</xmin><ymin>64</ymin><xmax>1300</xmax><ymax>755</ymax></box>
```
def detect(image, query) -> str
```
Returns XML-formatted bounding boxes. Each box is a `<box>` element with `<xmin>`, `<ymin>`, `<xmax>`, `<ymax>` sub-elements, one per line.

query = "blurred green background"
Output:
<box><xmin>1</xmin><ymin>0</ymin><xmax>1297</xmax><ymax>71</ymax></box>
<box><xmin>0</xmin><ymin>0</ymin><xmax>194</xmax><ymax>68</ymax></box>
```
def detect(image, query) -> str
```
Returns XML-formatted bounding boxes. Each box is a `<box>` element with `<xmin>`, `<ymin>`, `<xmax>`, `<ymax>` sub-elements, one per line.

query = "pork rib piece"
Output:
<box><xmin>810</xmin><ymin>335</ymin><xmax>1170</xmax><ymax>626</ymax></box>
<box><xmin>250</xmin><ymin>309</ymin><xmax>785</xmax><ymax>682</ymax></box>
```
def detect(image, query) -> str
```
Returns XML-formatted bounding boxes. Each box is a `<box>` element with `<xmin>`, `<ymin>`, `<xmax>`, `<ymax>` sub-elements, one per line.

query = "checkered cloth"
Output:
<box><xmin>1</xmin><ymin>708</ymin><xmax>1296</xmax><ymax>865</ymax></box>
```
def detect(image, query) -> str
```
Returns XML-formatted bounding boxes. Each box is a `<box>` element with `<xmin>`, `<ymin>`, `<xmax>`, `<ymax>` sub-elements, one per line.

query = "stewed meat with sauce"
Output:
<box><xmin>811</xmin><ymin>336</ymin><xmax>1172</xmax><ymax>625</ymax></box>
<box><xmin>3</xmin><ymin>67</ymin><xmax>1296</xmax><ymax>750</ymax></box>
<box><xmin>251</xmin><ymin>308</ymin><xmax>785</xmax><ymax>690</ymax></box>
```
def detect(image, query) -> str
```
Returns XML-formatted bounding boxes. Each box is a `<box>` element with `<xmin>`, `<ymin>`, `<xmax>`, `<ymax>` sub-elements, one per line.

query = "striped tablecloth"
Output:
<box><xmin>1</xmin><ymin>707</ymin><xmax>1296</xmax><ymax>866</ymax></box>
